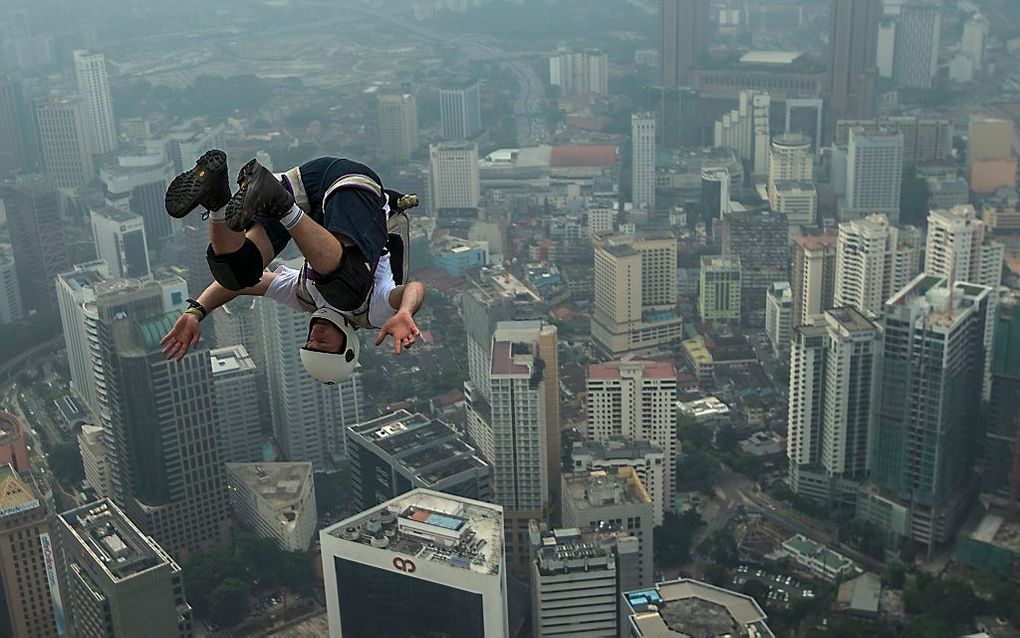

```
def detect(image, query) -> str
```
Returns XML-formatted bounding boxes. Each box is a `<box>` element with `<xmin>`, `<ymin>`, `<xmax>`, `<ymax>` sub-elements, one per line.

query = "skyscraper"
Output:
<box><xmin>647</xmin><ymin>85</ymin><xmax>700</xmax><ymax>148</ymax></box>
<box><xmin>892</xmin><ymin>2</ymin><xmax>941</xmax><ymax>90</ymax></box>
<box><xmin>792</xmin><ymin>234</ymin><xmax>837</xmax><ymax>326</ymax></box>
<box><xmin>439</xmin><ymin>82</ymin><xmax>482</xmax><ymax>140</ymax></box>
<box><xmin>769</xmin><ymin>133</ymin><xmax>816</xmax><ymax>226</ymax></box>
<box><xmin>3</xmin><ymin>177</ymin><xmax>69</xmax><ymax>312</ymax></box>
<box><xmin>834</xmin><ymin>214</ymin><xmax>919</xmax><ymax>317</ymax></box>
<box><xmin>320</xmin><ymin>489</ymin><xmax>509</xmax><ymax>638</ymax></box>
<box><xmin>550</xmin><ymin>48</ymin><xmax>609</xmax><ymax>97</ymax></box>
<box><xmin>961</xmin><ymin>13</ymin><xmax>990</xmax><ymax>74</ymax></box>
<box><xmin>58</xmin><ymin>499</ymin><xmax>192</xmax><ymax>637</ymax></box>
<box><xmin>699</xmin><ymin>255</ymin><xmax>742</xmax><ymax>322</ymax></box>
<box><xmin>982</xmin><ymin>292</ymin><xmax>1020</xmax><ymax>502</ymax></box>
<box><xmin>90</xmin><ymin>206</ymin><xmax>151</xmax><ymax>280</ymax></box>
<box><xmin>0</xmin><ymin>246</ymin><xmax>23</xmax><ymax>324</ymax></box>
<box><xmin>631</xmin><ymin>112</ymin><xmax>656</xmax><ymax>211</ymax></box>
<box><xmin>210</xmin><ymin>345</ymin><xmax>264</xmax><ymax>463</ymax></box>
<box><xmin>591</xmin><ymin>233</ymin><xmax>683</xmax><ymax>357</ymax></box>
<box><xmin>925</xmin><ymin>205</ymin><xmax>1005</xmax><ymax>289</ymax></box>
<box><xmin>784</xmin><ymin>97</ymin><xmax>824</xmax><ymax>151</ymax></box>
<box><xmin>78</xmin><ymin>424</ymin><xmax>112</xmax><ymax>497</ymax></box>
<box><xmin>862</xmin><ymin>276</ymin><xmax>992</xmax><ymax>551</ymax></box>
<box><xmin>90</xmin><ymin>276</ymin><xmax>230</xmax><ymax>555</ymax></box>
<box><xmin>376</xmin><ymin>93</ymin><xmax>419</xmax><ymax>161</ymax></box>
<box><xmin>56</xmin><ymin>261</ymin><xmax>110</xmax><ymax>413</ymax></box>
<box><xmin>787</xmin><ymin>308</ymin><xmax>882</xmax><ymax>507</ymax></box>
<box><xmin>0</xmin><ymin>75</ymin><xmax>29</xmax><ymax>174</ymax></box>
<box><xmin>465</xmin><ymin>321</ymin><xmax>558</xmax><ymax>568</ymax></box>
<box><xmin>659</xmin><ymin>0</ymin><xmax>710</xmax><ymax>87</ymax></box>
<box><xmin>714</xmin><ymin>91</ymin><xmax>771</xmax><ymax>178</ymax></box>
<box><xmin>429</xmin><ymin>141</ymin><xmax>480</xmax><ymax>228</ymax></box>
<box><xmin>571</xmin><ymin>438</ymin><xmax>668</xmax><ymax>526</ymax></box>
<box><xmin>842</xmin><ymin>127</ymin><xmax>904</xmax><ymax>221</ymax></box>
<box><xmin>766</xmin><ymin>281</ymin><xmax>793</xmax><ymax>357</ymax></box>
<box><xmin>258</xmin><ymin>275</ymin><xmax>364</xmax><ymax>469</ymax></box>
<box><xmin>100</xmin><ymin>148</ymin><xmax>177</xmax><ymax>241</ymax></box>
<box><xmin>0</xmin><ymin>464</ymin><xmax>67</xmax><ymax>637</ymax></box>
<box><xmin>721</xmin><ymin>211</ymin><xmax>790</xmax><ymax>321</ymax></box>
<box><xmin>32</xmin><ymin>94</ymin><xmax>94</xmax><ymax>187</ymax></box>
<box><xmin>73</xmin><ymin>50</ymin><xmax>117</xmax><ymax>155</ymax></box>
<box><xmin>828</xmin><ymin>0</ymin><xmax>881</xmax><ymax>119</ymax></box>
<box><xmin>586</xmin><ymin>361</ymin><xmax>677</xmax><ymax>519</ymax></box>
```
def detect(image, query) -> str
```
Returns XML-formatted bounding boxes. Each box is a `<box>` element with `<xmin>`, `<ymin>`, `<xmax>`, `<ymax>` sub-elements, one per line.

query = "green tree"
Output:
<box><xmin>707</xmin><ymin>531</ymin><xmax>739</xmax><ymax>566</ymax></box>
<box><xmin>48</xmin><ymin>442</ymin><xmax>85</xmax><ymax>487</ymax></box>
<box><xmin>741</xmin><ymin>579</ymin><xmax>769</xmax><ymax>608</ymax></box>
<box><xmin>279</xmin><ymin>551</ymin><xmax>316</xmax><ymax>595</ymax></box>
<box><xmin>183</xmin><ymin>548</ymin><xmax>245</xmax><ymax>615</ymax></box>
<box><xmin>904</xmin><ymin>614</ymin><xmax>953</xmax><ymax>638</ymax></box>
<box><xmin>883</xmin><ymin>561</ymin><xmax>906</xmax><ymax>589</ymax></box>
<box><xmin>899</xmin><ymin>166</ymin><xmax>930</xmax><ymax>227</ymax></box>
<box><xmin>702</xmin><ymin>563</ymin><xmax>729</xmax><ymax>587</ymax></box>
<box><xmin>653</xmin><ymin>511</ymin><xmax>704</xmax><ymax>566</ymax></box>
<box><xmin>208</xmin><ymin>578</ymin><xmax>249</xmax><ymax>628</ymax></box>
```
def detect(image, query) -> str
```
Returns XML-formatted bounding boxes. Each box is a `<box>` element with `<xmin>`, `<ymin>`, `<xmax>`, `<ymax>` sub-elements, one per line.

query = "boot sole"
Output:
<box><xmin>165</xmin><ymin>149</ymin><xmax>228</xmax><ymax>218</ymax></box>
<box><xmin>226</xmin><ymin>165</ymin><xmax>292</xmax><ymax>232</ymax></box>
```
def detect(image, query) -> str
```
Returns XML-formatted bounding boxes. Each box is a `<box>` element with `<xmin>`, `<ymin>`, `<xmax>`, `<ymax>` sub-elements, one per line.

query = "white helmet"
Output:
<box><xmin>299</xmin><ymin>308</ymin><xmax>359</xmax><ymax>384</ymax></box>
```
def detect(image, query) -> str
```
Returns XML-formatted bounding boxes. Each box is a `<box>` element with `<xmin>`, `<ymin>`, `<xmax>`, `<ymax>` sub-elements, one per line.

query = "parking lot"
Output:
<box><xmin>732</xmin><ymin>564</ymin><xmax>817</xmax><ymax>610</ymax></box>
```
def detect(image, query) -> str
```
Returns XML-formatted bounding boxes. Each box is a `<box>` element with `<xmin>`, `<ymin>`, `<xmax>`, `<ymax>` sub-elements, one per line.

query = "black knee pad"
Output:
<box><xmin>206</xmin><ymin>239</ymin><xmax>264</xmax><ymax>291</ymax></box>
<box><xmin>314</xmin><ymin>247</ymin><xmax>373</xmax><ymax>311</ymax></box>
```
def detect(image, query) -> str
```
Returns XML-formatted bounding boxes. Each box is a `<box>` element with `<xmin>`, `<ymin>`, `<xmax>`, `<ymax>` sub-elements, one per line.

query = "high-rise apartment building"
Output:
<box><xmin>73</xmin><ymin>50</ymin><xmax>117</xmax><ymax>155</ymax></box>
<box><xmin>0</xmin><ymin>246</ymin><xmax>22</xmax><ymax>324</ymax></box>
<box><xmin>550</xmin><ymin>48</ymin><xmax>609</xmax><ymax>97</ymax></box>
<box><xmin>32</xmin><ymin>94</ymin><xmax>94</xmax><ymax>187</ymax></box>
<box><xmin>659</xmin><ymin>0</ymin><xmax>710</xmax><ymax>87</ymax></box>
<box><xmin>90</xmin><ymin>206</ymin><xmax>151</xmax><ymax>280</ymax></box>
<box><xmin>439</xmin><ymin>82</ymin><xmax>482</xmax><ymax>140</ymax></box>
<box><xmin>828</xmin><ymin>0</ymin><xmax>881</xmax><ymax>119</ymax></box>
<box><xmin>4</xmin><ymin>177</ymin><xmax>69</xmax><ymax>312</ymax></box>
<box><xmin>699</xmin><ymin>255</ymin><xmax>742</xmax><ymax>322</ymax></box>
<box><xmin>56</xmin><ymin>261</ymin><xmax>110</xmax><ymax>413</ymax></box>
<box><xmin>714</xmin><ymin>91</ymin><xmax>771</xmax><ymax>178</ymax></box>
<box><xmin>769</xmin><ymin>133</ymin><xmax>816</xmax><ymax>226</ymax></box>
<box><xmin>429</xmin><ymin>141</ymin><xmax>480</xmax><ymax>228</ymax></box>
<box><xmin>376</xmin><ymin>93</ymin><xmax>418</xmax><ymax>161</ymax></box>
<box><xmin>529</xmin><ymin>522</ymin><xmax>642</xmax><ymax>638</ymax></box>
<box><xmin>562</xmin><ymin>469</ymin><xmax>655</xmax><ymax>587</ymax></box>
<box><xmin>700</xmin><ymin>168</ymin><xmax>731</xmax><ymax>230</ymax></box>
<box><xmin>346</xmin><ymin>410</ymin><xmax>491</xmax><ymax>511</ymax></box>
<box><xmin>631</xmin><ymin>112</ymin><xmax>657</xmax><ymax>211</ymax></box>
<box><xmin>571</xmin><ymin>437</ymin><xmax>668</xmax><ymax>526</ymax></box>
<box><xmin>787</xmin><ymin>308</ymin><xmax>882</xmax><ymax>508</ymax></box>
<box><xmin>0</xmin><ymin>464</ymin><xmax>67</xmax><ymax>637</ymax></box>
<box><xmin>791</xmin><ymin>234</ymin><xmax>837</xmax><ymax>326</ymax></box>
<box><xmin>834</xmin><ymin>214</ymin><xmax>920</xmax><ymax>317</ymax></box>
<box><xmin>586</xmin><ymin>361</ymin><xmax>676</xmax><ymax>523</ymax></box>
<box><xmin>59</xmin><ymin>499</ymin><xmax>192</xmax><ymax>637</ymax></box>
<box><xmin>592</xmin><ymin>233</ymin><xmax>683</xmax><ymax>356</ymax></box>
<box><xmin>320</xmin><ymin>489</ymin><xmax>509</xmax><ymax>638</ymax></box>
<box><xmin>842</xmin><ymin>127</ymin><xmax>904</xmax><ymax>221</ymax></box>
<box><xmin>893</xmin><ymin>2</ymin><xmax>941</xmax><ymax>90</ymax></box>
<box><xmin>925</xmin><ymin>205</ymin><xmax>1005</xmax><ymax>289</ymax></box>
<box><xmin>210</xmin><ymin>345</ymin><xmax>264</xmax><ymax>463</ymax></box>
<box><xmin>861</xmin><ymin>276</ymin><xmax>992</xmax><ymax>552</ymax></box>
<box><xmin>465</xmin><ymin>321</ymin><xmax>558</xmax><ymax>568</ymax></box>
<box><xmin>766</xmin><ymin>281</ymin><xmax>793</xmax><ymax>357</ymax></box>
<box><xmin>90</xmin><ymin>277</ymin><xmax>229</xmax><ymax>555</ymax></box>
<box><xmin>100</xmin><ymin>147</ymin><xmax>177</xmax><ymax>241</ymax></box>
<box><xmin>258</xmin><ymin>272</ymin><xmax>364</xmax><ymax>469</ymax></box>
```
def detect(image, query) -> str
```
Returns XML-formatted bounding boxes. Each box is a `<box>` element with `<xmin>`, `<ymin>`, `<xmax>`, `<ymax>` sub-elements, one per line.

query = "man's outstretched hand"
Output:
<box><xmin>375</xmin><ymin>310</ymin><xmax>421</xmax><ymax>355</ymax></box>
<box><xmin>160</xmin><ymin>313</ymin><xmax>201</xmax><ymax>361</ymax></box>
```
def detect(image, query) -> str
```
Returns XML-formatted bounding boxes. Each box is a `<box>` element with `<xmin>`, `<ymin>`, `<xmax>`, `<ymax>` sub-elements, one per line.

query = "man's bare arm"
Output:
<box><xmin>387</xmin><ymin>281</ymin><xmax>426</xmax><ymax>315</ymax></box>
<box><xmin>377</xmin><ymin>282</ymin><xmax>426</xmax><ymax>354</ymax></box>
<box><xmin>195</xmin><ymin>272</ymin><xmax>278</xmax><ymax>314</ymax></box>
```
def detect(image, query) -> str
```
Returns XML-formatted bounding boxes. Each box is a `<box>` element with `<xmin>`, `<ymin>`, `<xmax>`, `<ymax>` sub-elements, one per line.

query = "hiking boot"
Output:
<box><xmin>164</xmin><ymin>149</ymin><xmax>231</xmax><ymax>218</ymax></box>
<box><xmin>224</xmin><ymin>159</ymin><xmax>295</xmax><ymax>232</ymax></box>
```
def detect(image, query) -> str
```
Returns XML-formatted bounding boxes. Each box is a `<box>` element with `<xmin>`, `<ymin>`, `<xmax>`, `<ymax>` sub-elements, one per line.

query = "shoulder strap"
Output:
<box><xmin>283</xmin><ymin>166</ymin><xmax>311</xmax><ymax>214</ymax></box>
<box><xmin>295</xmin><ymin>261</ymin><xmax>318</xmax><ymax>313</ymax></box>
<box><xmin>322</xmin><ymin>174</ymin><xmax>384</xmax><ymax>206</ymax></box>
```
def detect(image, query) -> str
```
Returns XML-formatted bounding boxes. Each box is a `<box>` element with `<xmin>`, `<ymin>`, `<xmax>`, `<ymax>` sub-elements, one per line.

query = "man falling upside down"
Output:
<box><xmin>160</xmin><ymin>150</ymin><xmax>425</xmax><ymax>384</ymax></box>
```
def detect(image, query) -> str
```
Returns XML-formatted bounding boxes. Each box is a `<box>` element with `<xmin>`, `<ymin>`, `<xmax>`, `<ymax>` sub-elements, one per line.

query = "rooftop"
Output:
<box><xmin>701</xmin><ymin>255</ymin><xmax>741</xmax><ymax>271</ymax></box>
<box><xmin>625</xmin><ymin>579</ymin><xmax>773</xmax><ymax>638</ymax></box>
<box><xmin>225</xmin><ymin>462</ymin><xmax>313</xmax><ymax>509</ymax></box>
<box><xmin>563</xmin><ymin>468</ymin><xmax>652</xmax><ymax>511</ymax></box>
<box><xmin>347</xmin><ymin>411</ymin><xmax>488</xmax><ymax>485</ymax></box>
<box><xmin>532</xmin><ymin>525</ymin><xmax>627</xmax><ymax>576</ymax></box>
<box><xmin>0</xmin><ymin>413</ymin><xmax>24</xmax><ymax>444</ymax></box>
<box><xmin>826</xmin><ymin>307</ymin><xmax>877</xmax><ymax>334</ymax></box>
<box><xmin>795</xmin><ymin>234</ymin><xmax>836</xmax><ymax>251</ymax></box>
<box><xmin>210</xmin><ymin>345</ymin><xmax>256</xmax><ymax>375</ymax></box>
<box><xmin>549</xmin><ymin>145</ymin><xmax>617</xmax><ymax>168</ymax></box>
<box><xmin>886</xmin><ymin>274</ymin><xmax>992</xmax><ymax>330</ymax></box>
<box><xmin>60</xmin><ymin>499</ymin><xmax>165</xmax><ymax>581</ymax></box>
<box><xmin>572</xmin><ymin>436</ymin><xmax>664</xmax><ymax>462</ymax></box>
<box><xmin>739</xmin><ymin>50</ymin><xmax>803</xmax><ymax>66</ymax></box>
<box><xmin>588</xmin><ymin>360</ymin><xmax>676</xmax><ymax>381</ymax></box>
<box><xmin>91</xmin><ymin>206</ymin><xmax>141</xmax><ymax>224</ymax></box>
<box><xmin>0</xmin><ymin>465</ymin><xmax>40</xmax><ymax>520</ymax></box>
<box><xmin>325</xmin><ymin>489</ymin><xmax>503</xmax><ymax>576</ymax></box>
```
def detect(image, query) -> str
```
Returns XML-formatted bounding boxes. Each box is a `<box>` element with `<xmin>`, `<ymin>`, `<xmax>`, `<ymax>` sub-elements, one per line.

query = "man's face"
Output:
<box><xmin>306</xmin><ymin>319</ymin><xmax>346</xmax><ymax>354</ymax></box>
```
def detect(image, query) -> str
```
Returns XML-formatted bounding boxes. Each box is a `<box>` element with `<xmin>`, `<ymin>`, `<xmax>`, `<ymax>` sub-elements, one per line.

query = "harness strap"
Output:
<box><xmin>282</xmin><ymin>166</ymin><xmax>311</xmax><ymax>214</ymax></box>
<box><xmin>322</xmin><ymin>174</ymin><xmax>384</xmax><ymax>206</ymax></box>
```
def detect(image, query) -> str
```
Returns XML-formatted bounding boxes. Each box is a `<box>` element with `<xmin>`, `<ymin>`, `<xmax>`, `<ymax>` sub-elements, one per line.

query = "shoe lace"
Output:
<box><xmin>201</xmin><ymin>209</ymin><xmax>211</xmax><ymax>220</ymax></box>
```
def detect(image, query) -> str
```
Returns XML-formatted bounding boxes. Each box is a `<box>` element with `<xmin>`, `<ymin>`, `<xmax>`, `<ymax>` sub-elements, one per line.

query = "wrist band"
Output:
<box><xmin>184</xmin><ymin>308</ymin><xmax>205</xmax><ymax>321</ymax></box>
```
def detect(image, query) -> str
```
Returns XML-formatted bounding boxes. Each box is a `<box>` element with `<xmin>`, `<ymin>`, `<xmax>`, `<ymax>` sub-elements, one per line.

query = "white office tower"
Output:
<box><xmin>465</xmin><ymin>321</ymin><xmax>555</xmax><ymax>570</ymax></box>
<box><xmin>962</xmin><ymin>13</ymin><xmax>990</xmax><ymax>74</ymax></box>
<box><xmin>0</xmin><ymin>246</ymin><xmax>22</xmax><ymax>324</ymax></box>
<box><xmin>769</xmin><ymin>133</ymin><xmax>816</xmax><ymax>226</ymax></box>
<box><xmin>787</xmin><ymin>308</ymin><xmax>882</xmax><ymax>507</ymax></box>
<box><xmin>33</xmin><ymin>94</ymin><xmax>94</xmax><ymax>188</ymax></box>
<box><xmin>210</xmin><ymin>345</ymin><xmax>263</xmax><ymax>463</ymax></box>
<box><xmin>893</xmin><ymin>1</ymin><xmax>941</xmax><ymax>89</ymax></box>
<box><xmin>765</xmin><ymin>282</ymin><xmax>793</xmax><ymax>357</ymax></box>
<box><xmin>100</xmin><ymin>145</ymin><xmax>177</xmax><ymax>241</ymax></box>
<box><xmin>429</xmin><ymin>141</ymin><xmax>480</xmax><ymax>226</ymax></box>
<box><xmin>784</xmin><ymin>98</ymin><xmax>824</xmax><ymax>151</ymax></box>
<box><xmin>78</xmin><ymin>424</ymin><xmax>112</xmax><ymax>497</ymax></box>
<box><xmin>834</xmin><ymin>214</ymin><xmax>920</xmax><ymax>317</ymax></box>
<box><xmin>258</xmin><ymin>271</ymin><xmax>364</xmax><ymax>469</ymax></box>
<box><xmin>321</xmin><ymin>489</ymin><xmax>509</xmax><ymax>638</ymax></box>
<box><xmin>714</xmin><ymin>90</ymin><xmax>771</xmax><ymax>178</ymax></box>
<box><xmin>55</xmin><ymin>261</ymin><xmax>111</xmax><ymax>414</ymax></box>
<box><xmin>631</xmin><ymin>112</ymin><xmax>656</xmax><ymax>212</ymax></box>
<box><xmin>586</xmin><ymin>361</ymin><xmax>677</xmax><ymax>517</ymax></box>
<box><xmin>842</xmin><ymin>127</ymin><xmax>904</xmax><ymax>221</ymax></box>
<box><xmin>89</xmin><ymin>207</ymin><xmax>151</xmax><ymax>280</ymax></box>
<box><xmin>925</xmin><ymin>205</ymin><xmax>1005</xmax><ymax>289</ymax></box>
<box><xmin>571</xmin><ymin>437</ymin><xmax>667</xmax><ymax>525</ymax></box>
<box><xmin>877</xmin><ymin>17</ymin><xmax>898</xmax><ymax>78</ymax></box>
<box><xmin>439</xmin><ymin>82</ymin><xmax>482</xmax><ymax>140</ymax></box>
<box><xmin>73</xmin><ymin>50</ymin><xmax>117</xmax><ymax>155</ymax></box>
<box><xmin>529</xmin><ymin>522</ymin><xmax>642</xmax><ymax>638</ymax></box>
<box><xmin>549</xmin><ymin>48</ymin><xmax>609</xmax><ymax>96</ymax></box>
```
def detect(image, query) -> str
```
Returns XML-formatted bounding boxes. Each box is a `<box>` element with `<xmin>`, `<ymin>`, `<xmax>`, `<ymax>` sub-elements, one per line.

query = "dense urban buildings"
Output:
<box><xmin>0</xmin><ymin>246</ymin><xmax>23</xmax><ymax>324</ymax></box>
<box><xmin>4</xmin><ymin>177</ymin><xmax>70</xmax><ymax>312</ymax></box>
<box><xmin>721</xmin><ymin>211</ymin><xmax>789</xmax><ymax>321</ymax></box>
<box><xmin>320</xmin><ymin>490</ymin><xmax>508</xmax><ymax>637</ymax></box>
<box><xmin>834</xmin><ymin>214</ymin><xmax>919</xmax><ymax>317</ymax></box>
